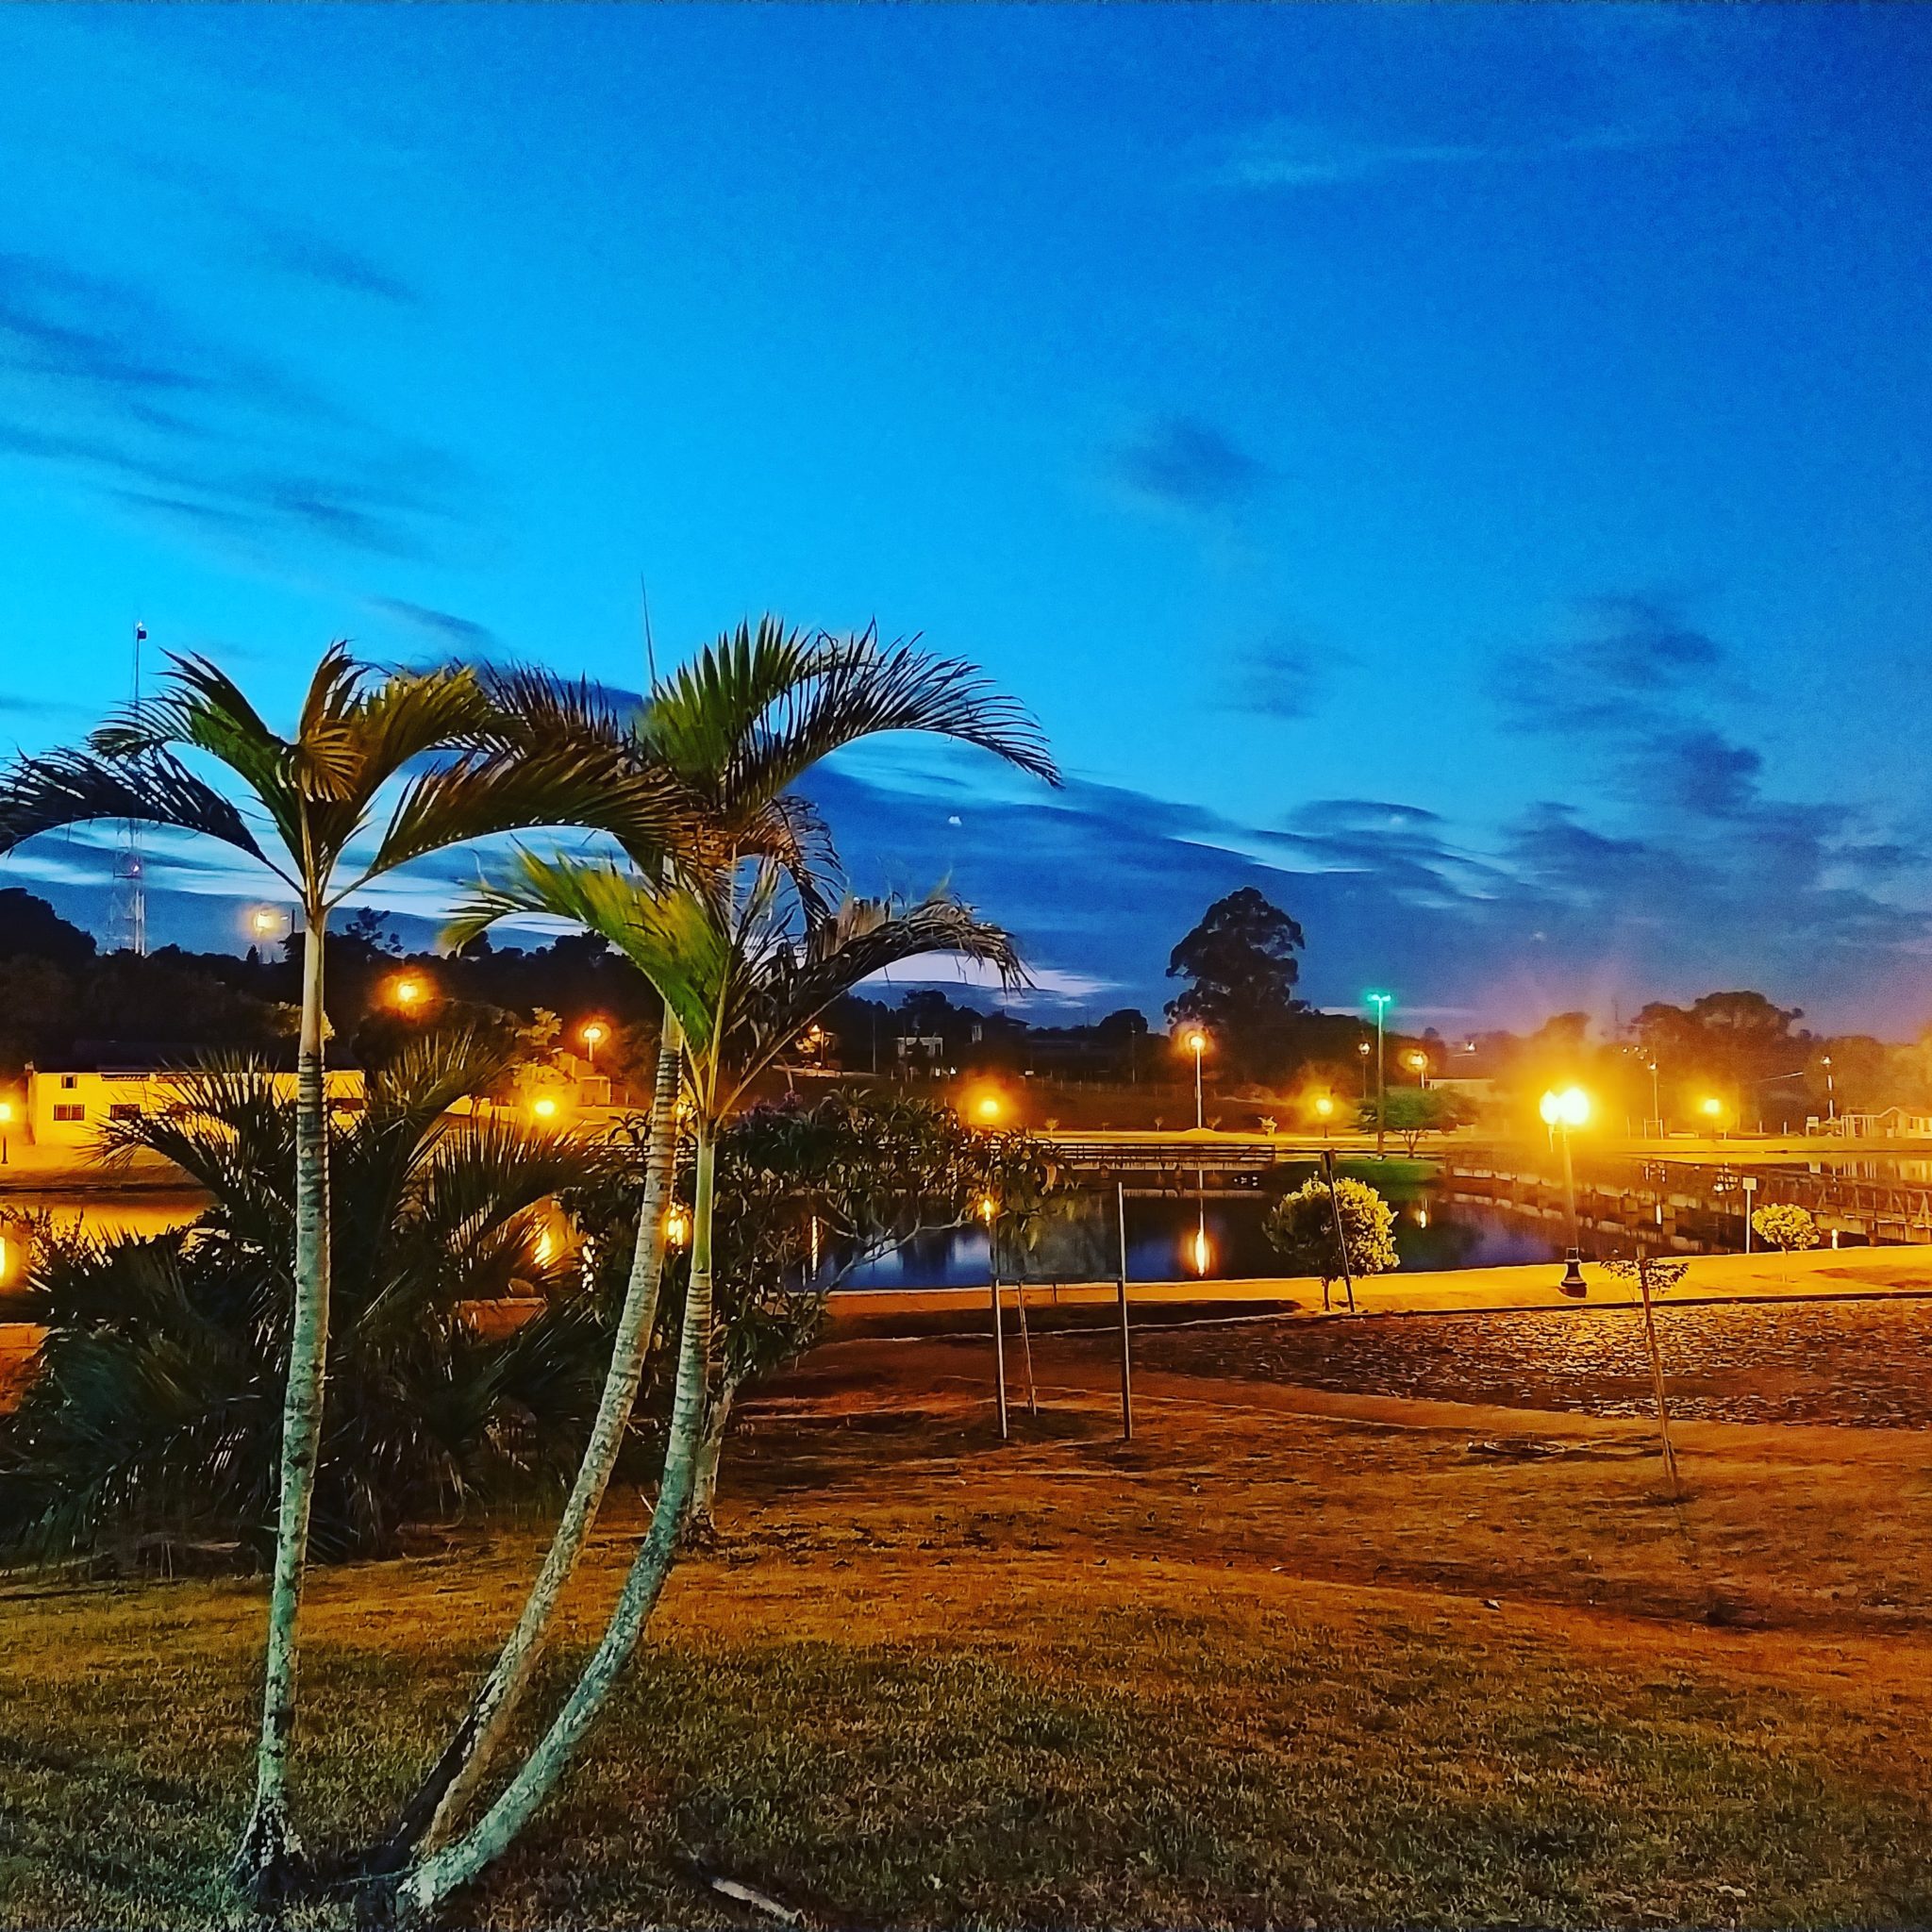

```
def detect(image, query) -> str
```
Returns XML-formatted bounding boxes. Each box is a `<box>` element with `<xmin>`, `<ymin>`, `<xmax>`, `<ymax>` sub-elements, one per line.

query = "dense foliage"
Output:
<box><xmin>1263</xmin><ymin>1174</ymin><xmax>1399</xmax><ymax>1288</ymax></box>
<box><xmin>0</xmin><ymin>1029</ymin><xmax>625</xmax><ymax>1564</ymax></box>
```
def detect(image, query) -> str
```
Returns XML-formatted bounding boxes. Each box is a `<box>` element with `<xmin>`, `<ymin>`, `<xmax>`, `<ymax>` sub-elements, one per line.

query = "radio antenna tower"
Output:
<box><xmin>109</xmin><ymin>621</ymin><xmax>148</xmax><ymax>956</ymax></box>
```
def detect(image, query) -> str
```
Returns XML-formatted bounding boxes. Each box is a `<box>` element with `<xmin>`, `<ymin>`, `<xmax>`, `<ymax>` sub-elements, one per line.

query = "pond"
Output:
<box><xmin>839</xmin><ymin>1162</ymin><xmax>1569</xmax><ymax>1291</ymax></box>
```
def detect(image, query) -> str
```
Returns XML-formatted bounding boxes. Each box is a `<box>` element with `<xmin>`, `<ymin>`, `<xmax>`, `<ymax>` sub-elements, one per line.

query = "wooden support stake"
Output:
<box><xmin>1116</xmin><ymin>1178</ymin><xmax>1134</xmax><ymax>1441</ymax></box>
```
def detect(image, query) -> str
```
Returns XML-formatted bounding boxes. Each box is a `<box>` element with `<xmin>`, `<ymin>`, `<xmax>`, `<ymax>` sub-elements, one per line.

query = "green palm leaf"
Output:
<box><xmin>444</xmin><ymin>850</ymin><xmax>730</xmax><ymax>1056</ymax></box>
<box><xmin>0</xmin><ymin>745</ymin><xmax>271</xmax><ymax>870</ymax></box>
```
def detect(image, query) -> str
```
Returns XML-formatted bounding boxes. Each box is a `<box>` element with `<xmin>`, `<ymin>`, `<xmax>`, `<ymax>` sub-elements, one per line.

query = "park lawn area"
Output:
<box><xmin>4</xmin><ymin>1340</ymin><xmax>1932</xmax><ymax>1930</ymax></box>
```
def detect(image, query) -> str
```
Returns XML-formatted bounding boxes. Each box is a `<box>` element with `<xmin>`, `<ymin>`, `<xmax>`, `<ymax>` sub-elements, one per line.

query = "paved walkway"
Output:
<box><xmin>825</xmin><ymin>1241</ymin><xmax>1932</xmax><ymax>1326</ymax></box>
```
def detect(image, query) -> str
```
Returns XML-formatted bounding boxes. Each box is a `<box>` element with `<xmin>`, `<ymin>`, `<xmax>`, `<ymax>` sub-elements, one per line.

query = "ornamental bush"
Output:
<box><xmin>1264</xmin><ymin>1174</ymin><xmax>1398</xmax><ymax>1286</ymax></box>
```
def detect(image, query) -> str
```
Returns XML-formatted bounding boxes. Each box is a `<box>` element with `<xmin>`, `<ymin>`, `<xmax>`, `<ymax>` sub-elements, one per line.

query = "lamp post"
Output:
<box><xmin>1648</xmin><ymin>1059</ymin><xmax>1660</xmax><ymax>1138</ymax></box>
<box><xmin>0</xmin><ymin>1099</ymin><xmax>11</xmax><ymax>1167</ymax></box>
<box><xmin>1540</xmin><ymin>1086</ymin><xmax>1591</xmax><ymax>1294</ymax></box>
<box><xmin>1357</xmin><ymin>1038</ymin><xmax>1371</xmax><ymax>1101</ymax></box>
<box><xmin>1821</xmin><ymin>1055</ymin><xmax>1835</xmax><ymax>1123</ymax></box>
<box><xmin>1315</xmin><ymin>1093</ymin><xmax>1334</xmax><ymax>1141</ymax></box>
<box><xmin>1407</xmin><ymin>1050</ymin><xmax>1429</xmax><ymax>1090</ymax></box>
<box><xmin>579</xmin><ymin>1020</ymin><xmax>607</xmax><ymax>1069</ymax></box>
<box><xmin>1185</xmin><ymin>1028</ymin><xmax>1207</xmax><ymax>1131</ymax></box>
<box><xmin>1365</xmin><ymin>992</ymin><xmax>1391</xmax><ymax>1158</ymax></box>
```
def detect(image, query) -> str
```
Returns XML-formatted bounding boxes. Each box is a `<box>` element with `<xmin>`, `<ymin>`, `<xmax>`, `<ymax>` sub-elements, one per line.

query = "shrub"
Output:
<box><xmin>1264</xmin><ymin>1174</ymin><xmax>1398</xmax><ymax>1287</ymax></box>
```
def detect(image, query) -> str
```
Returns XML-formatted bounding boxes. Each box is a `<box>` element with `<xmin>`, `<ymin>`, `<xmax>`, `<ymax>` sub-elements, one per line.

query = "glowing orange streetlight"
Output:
<box><xmin>1539</xmin><ymin>1086</ymin><xmax>1591</xmax><ymax>1291</ymax></box>
<box><xmin>579</xmin><ymin>1020</ymin><xmax>608</xmax><ymax>1067</ymax></box>
<box><xmin>1182</xmin><ymin>1027</ymin><xmax>1208</xmax><ymax>1130</ymax></box>
<box><xmin>663</xmin><ymin>1206</ymin><xmax>691</xmax><ymax>1249</ymax></box>
<box><xmin>1314</xmin><ymin>1093</ymin><xmax>1335</xmax><ymax>1140</ymax></box>
<box><xmin>1407</xmin><ymin>1050</ymin><xmax>1429</xmax><ymax>1089</ymax></box>
<box><xmin>389</xmin><ymin>974</ymin><xmax>429</xmax><ymax>1012</ymax></box>
<box><xmin>530</xmin><ymin>1093</ymin><xmax>560</xmax><ymax>1124</ymax></box>
<box><xmin>974</xmin><ymin>1092</ymin><xmax>1003</xmax><ymax>1125</ymax></box>
<box><xmin>0</xmin><ymin>1097</ymin><xmax>12</xmax><ymax>1167</ymax></box>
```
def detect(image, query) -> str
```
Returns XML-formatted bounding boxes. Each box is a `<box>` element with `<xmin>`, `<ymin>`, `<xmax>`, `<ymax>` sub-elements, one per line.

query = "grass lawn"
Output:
<box><xmin>4</xmin><ymin>1326</ymin><xmax>1932</xmax><ymax>1928</ymax></box>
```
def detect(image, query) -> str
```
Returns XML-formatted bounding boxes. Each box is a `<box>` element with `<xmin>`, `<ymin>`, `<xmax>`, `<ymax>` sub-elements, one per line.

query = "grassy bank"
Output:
<box><xmin>5</xmin><ymin>1341</ymin><xmax>1932</xmax><ymax>1928</ymax></box>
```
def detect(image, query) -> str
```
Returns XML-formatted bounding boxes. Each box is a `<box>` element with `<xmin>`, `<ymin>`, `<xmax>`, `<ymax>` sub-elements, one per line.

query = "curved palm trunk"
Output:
<box><xmin>380</xmin><ymin>1007</ymin><xmax>685</xmax><ymax>1866</ymax></box>
<box><xmin>684</xmin><ymin>1372</ymin><xmax>738</xmax><ymax>1542</ymax></box>
<box><xmin>234</xmin><ymin>908</ymin><xmax>330</xmax><ymax>1898</ymax></box>
<box><xmin>394</xmin><ymin>1127</ymin><xmax>718</xmax><ymax>1925</ymax></box>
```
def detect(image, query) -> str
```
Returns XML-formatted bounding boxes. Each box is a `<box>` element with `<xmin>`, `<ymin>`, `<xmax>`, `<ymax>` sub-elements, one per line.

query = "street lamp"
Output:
<box><xmin>1357</xmin><ymin>1038</ymin><xmax>1372</xmax><ymax>1101</ymax></box>
<box><xmin>246</xmin><ymin>905</ymin><xmax>284</xmax><ymax>944</ymax></box>
<box><xmin>1184</xmin><ymin>1027</ymin><xmax>1208</xmax><ymax>1130</ymax></box>
<box><xmin>1700</xmin><ymin>1095</ymin><xmax>1727</xmax><ymax>1140</ymax></box>
<box><xmin>0</xmin><ymin>1098</ymin><xmax>11</xmax><ymax>1167</ymax></box>
<box><xmin>1539</xmin><ymin>1085</ymin><xmax>1591</xmax><ymax>1295</ymax></box>
<box><xmin>530</xmin><ymin>1093</ymin><xmax>560</xmax><ymax>1124</ymax></box>
<box><xmin>1407</xmin><ymin>1050</ymin><xmax>1429</xmax><ymax>1090</ymax></box>
<box><xmin>1820</xmin><ymin>1055</ymin><xmax>1836</xmax><ymax>1123</ymax></box>
<box><xmin>1314</xmin><ymin>1093</ymin><xmax>1334</xmax><ymax>1139</ymax></box>
<box><xmin>663</xmin><ymin>1205</ymin><xmax>691</xmax><ymax>1249</ymax></box>
<box><xmin>1364</xmin><ymin>991</ymin><xmax>1392</xmax><ymax>1158</ymax></box>
<box><xmin>1648</xmin><ymin>1059</ymin><xmax>1660</xmax><ymax>1137</ymax></box>
<box><xmin>390</xmin><ymin>974</ymin><xmax>429</xmax><ymax>1012</ymax></box>
<box><xmin>579</xmin><ymin>1020</ymin><xmax>608</xmax><ymax>1067</ymax></box>
<box><xmin>974</xmin><ymin>1092</ymin><xmax>1004</xmax><ymax>1125</ymax></box>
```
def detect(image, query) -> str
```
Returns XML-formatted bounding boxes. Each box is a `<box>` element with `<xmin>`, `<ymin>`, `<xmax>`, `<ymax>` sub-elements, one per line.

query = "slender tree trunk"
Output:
<box><xmin>378</xmin><ymin>1009</ymin><xmax>685</xmax><ymax>1869</ymax></box>
<box><xmin>393</xmin><ymin>1127</ymin><xmax>718</xmax><ymax>1925</ymax></box>
<box><xmin>234</xmin><ymin>904</ymin><xmax>330</xmax><ymax>1900</ymax></box>
<box><xmin>685</xmin><ymin>1373</ymin><xmax>737</xmax><ymax>1542</ymax></box>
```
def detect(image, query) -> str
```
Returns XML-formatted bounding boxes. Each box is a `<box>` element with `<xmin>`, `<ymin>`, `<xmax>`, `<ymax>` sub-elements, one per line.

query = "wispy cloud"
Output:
<box><xmin>1106</xmin><ymin>414</ymin><xmax>1270</xmax><ymax>516</ymax></box>
<box><xmin>0</xmin><ymin>246</ymin><xmax>466</xmax><ymax>562</ymax></box>
<box><xmin>367</xmin><ymin>597</ymin><xmax>502</xmax><ymax>656</ymax></box>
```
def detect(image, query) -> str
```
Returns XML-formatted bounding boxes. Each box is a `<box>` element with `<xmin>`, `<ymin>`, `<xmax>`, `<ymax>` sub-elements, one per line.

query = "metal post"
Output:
<box><xmin>1115</xmin><ymin>1179</ymin><xmax>1133</xmax><ymax>1441</ymax></box>
<box><xmin>1374</xmin><ymin>1003</ymin><xmax>1387</xmax><ymax>1158</ymax></box>
<box><xmin>1636</xmin><ymin>1256</ymin><xmax>1681</xmax><ymax>1500</ymax></box>
<box><xmin>1193</xmin><ymin>1042</ymin><xmax>1204</xmax><ymax>1131</ymax></box>
<box><xmin>1013</xmin><ymin>1274</ymin><xmax>1038</xmax><ymax>1418</ymax></box>
<box><xmin>989</xmin><ymin>1215</ymin><xmax>1008</xmax><ymax>1441</ymax></box>
<box><xmin>1559</xmin><ymin>1123</ymin><xmax>1579</xmax><ymax>1249</ymax></box>
<box><xmin>1322</xmin><ymin>1146</ymin><xmax>1356</xmax><ymax>1313</ymax></box>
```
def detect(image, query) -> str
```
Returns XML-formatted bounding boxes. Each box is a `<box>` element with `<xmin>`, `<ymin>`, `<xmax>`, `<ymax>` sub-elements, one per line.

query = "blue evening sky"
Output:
<box><xmin>3</xmin><ymin>5</ymin><xmax>1931</xmax><ymax>1032</ymax></box>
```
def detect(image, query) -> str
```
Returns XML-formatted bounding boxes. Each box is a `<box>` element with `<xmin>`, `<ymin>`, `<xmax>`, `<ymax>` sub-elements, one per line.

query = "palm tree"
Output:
<box><xmin>385</xmin><ymin>853</ymin><xmax>1024</xmax><ymax>1921</ymax></box>
<box><xmin>1</xmin><ymin>1026</ymin><xmax>623</xmax><ymax>1563</ymax></box>
<box><xmin>0</xmin><ymin>646</ymin><xmax>690</xmax><ymax>1897</ymax></box>
<box><xmin>377</xmin><ymin>620</ymin><xmax>1057</xmax><ymax>1872</ymax></box>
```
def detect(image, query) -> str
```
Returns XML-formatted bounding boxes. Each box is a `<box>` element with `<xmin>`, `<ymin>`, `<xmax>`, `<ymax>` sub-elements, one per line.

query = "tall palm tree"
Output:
<box><xmin>377</xmin><ymin>620</ymin><xmax>1058</xmax><ymax>1870</ymax></box>
<box><xmin>386</xmin><ymin>849</ymin><xmax>1024</xmax><ymax>1922</ymax></box>
<box><xmin>0</xmin><ymin>646</ymin><xmax>691</xmax><ymax>1897</ymax></box>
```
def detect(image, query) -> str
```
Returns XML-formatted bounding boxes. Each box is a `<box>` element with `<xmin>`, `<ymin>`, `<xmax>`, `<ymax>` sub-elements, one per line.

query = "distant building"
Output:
<box><xmin>23</xmin><ymin>1051</ymin><xmax>366</xmax><ymax>1148</ymax></box>
<box><xmin>1835</xmin><ymin>1107</ymin><xmax>1932</xmax><ymax>1140</ymax></box>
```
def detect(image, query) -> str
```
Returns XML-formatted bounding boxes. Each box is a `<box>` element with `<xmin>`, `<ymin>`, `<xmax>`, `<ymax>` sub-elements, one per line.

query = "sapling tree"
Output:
<box><xmin>1602</xmin><ymin>1249</ymin><xmax>1689</xmax><ymax>1498</ymax></box>
<box><xmin>1752</xmin><ymin>1202</ymin><xmax>1820</xmax><ymax>1284</ymax></box>
<box><xmin>1264</xmin><ymin>1174</ymin><xmax>1398</xmax><ymax>1290</ymax></box>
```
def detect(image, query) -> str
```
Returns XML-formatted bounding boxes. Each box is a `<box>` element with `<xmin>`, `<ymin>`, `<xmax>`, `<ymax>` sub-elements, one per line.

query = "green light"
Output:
<box><xmin>1364</xmin><ymin>990</ymin><xmax>1392</xmax><ymax>1011</ymax></box>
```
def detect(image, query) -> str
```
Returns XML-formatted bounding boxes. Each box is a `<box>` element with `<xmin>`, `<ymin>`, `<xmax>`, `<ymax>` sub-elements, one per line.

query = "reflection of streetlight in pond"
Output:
<box><xmin>1189</xmin><ymin>1214</ymin><xmax>1211</xmax><ymax>1277</ymax></box>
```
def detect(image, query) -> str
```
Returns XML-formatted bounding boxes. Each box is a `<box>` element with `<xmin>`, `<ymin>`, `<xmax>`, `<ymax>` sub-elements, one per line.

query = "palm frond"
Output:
<box><xmin>366</xmin><ymin>741</ymin><xmax>711</xmax><ymax>888</ymax></box>
<box><xmin>0</xmin><ymin>745</ymin><xmax>272</xmax><ymax>870</ymax></box>
<box><xmin>724</xmin><ymin>630</ymin><xmax>1060</xmax><ymax>808</ymax></box>
<box><xmin>92</xmin><ymin>653</ymin><xmax>307</xmax><ymax>859</ymax></box>
<box><xmin>724</xmin><ymin>891</ymin><xmax>1023</xmax><ymax>1100</ymax></box>
<box><xmin>443</xmin><ymin>849</ymin><xmax>730</xmax><ymax>1055</ymax></box>
<box><xmin>638</xmin><ymin>616</ymin><xmax>827</xmax><ymax>787</ymax></box>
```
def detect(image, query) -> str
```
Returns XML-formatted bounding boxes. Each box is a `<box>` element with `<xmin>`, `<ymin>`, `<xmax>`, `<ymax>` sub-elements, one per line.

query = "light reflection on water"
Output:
<box><xmin>840</xmin><ymin>1181</ymin><xmax>1562</xmax><ymax>1291</ymax></box>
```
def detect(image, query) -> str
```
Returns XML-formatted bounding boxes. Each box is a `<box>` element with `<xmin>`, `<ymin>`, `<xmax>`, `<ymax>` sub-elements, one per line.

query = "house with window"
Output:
<box><xmin>23</xmin><ymin>1049</ymin><xmax>365</xmax><ymax>1148</ymax></box>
